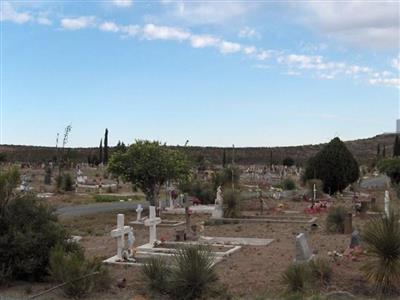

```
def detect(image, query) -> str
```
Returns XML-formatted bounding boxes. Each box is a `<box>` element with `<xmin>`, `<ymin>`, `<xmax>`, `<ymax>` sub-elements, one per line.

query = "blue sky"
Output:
<box><xmin>1</xmin><ymin>1</ymin><xmax>399</xmax><ymax>147</ymax></box>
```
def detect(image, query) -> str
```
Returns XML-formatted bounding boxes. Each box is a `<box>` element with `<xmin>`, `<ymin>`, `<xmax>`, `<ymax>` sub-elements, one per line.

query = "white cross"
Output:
<box><xmin>384</xmin><ymin>190</ymin><xmax>390</xmax><ymax>218</ymax></box>
<box><xmin>136</xmin><ymin>204</ymin><xmax>143</xmax><ymax>221</ymax></box>
<box><xmin>111</xmin><ymin>214</ymin><xmax>134</xmax><ymax>260</ymax></box>
<box><xmin>313</xmin><ymin>184</ymin><xmax>317</xmax><ymax>202</ymax></box>
<box><xmin>144</xmin><ymin>206</ymin><xmax>161</xmax><ymax>245</ymax></box>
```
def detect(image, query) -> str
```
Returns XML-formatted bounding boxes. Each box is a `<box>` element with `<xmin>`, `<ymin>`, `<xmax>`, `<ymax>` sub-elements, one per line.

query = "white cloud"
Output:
<box><xmin>112</xmin><ymin>0</ymin><xmax>133</xmax><ymax>7</ymax></box>
<box><xmin>0</xmin><ymin>2</ymin><xmax>31</xmax><ymax>24</ymax></box>
<box><xmin>37</xmin><ymin>17</ymin><xmax>52</xmax><ymax>26</ymax></box>
<box><xmin>120</xmin><ymin>25</ymin><xmax>140</xmax><ymax>36</ymax></box>
<box><xmin>218</xmin><ymin>41</ymin><xmax>241</xmax><ymax>54</ymax></box>
<box><xmin>61</xmin><ymin>16</ymin><xmax>96</xmax><ymax>30</ymax></box>
<box><xmin>369</xmin><ymin>77</ymin><xmax>400</xmax><ymax>88</ymax></box>
<box><xmin>99</xmin><ymin>21</ymin><xmax>119</xmax><ymax>32</ymax></box>
<box><xmin>256</xmin><ymin>50</ymin><xmax>270</xmax><ymax>61</ymax></box>
<box><xmin>392</xmin><ymin>57</ymin><xmax>400</xmax><ymax>71</ymax></box>
<box><xmin>298</xmin><ymin>1</ymin><xmax>399</xmax><ymax>50</ymax></box>
<box><xmin>190</xmin><ymin>34</ymin><xmax>219</xmax><ymax>48</ymax></box>
<box><xmin>143</xmin><ymin>23</ymin><xmax>190</xmax><ymax>41</ymax></box>
<box><xmin>238</xmin><ymin>27</ymin><xmax>261</xmax><ymax>39</ymax></box>
<box><xmin>244</xmin><ymin>46</ymin><xmax>256</xmax><ymax>55</ymax></box>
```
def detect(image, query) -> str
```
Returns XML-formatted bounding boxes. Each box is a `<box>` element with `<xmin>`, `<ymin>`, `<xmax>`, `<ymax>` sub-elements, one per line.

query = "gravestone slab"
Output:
<box><xmin>295</xmin><ymin>233</ymin><xmax>314</xmax><ymax>263</ymax></box>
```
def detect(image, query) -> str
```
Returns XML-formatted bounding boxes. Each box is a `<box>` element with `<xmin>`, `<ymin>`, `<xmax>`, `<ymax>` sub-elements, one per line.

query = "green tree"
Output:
<box><xmin>222</xmin><ymin>149</ymin><xmax>226</xmax><ymax>167</ymax></box>
<box><xmin>378</xmin><ymin>158</ymin><xmax>400</xmax><ymax>185</ymax></box>
<box><xmin>394</xmin><ymin>135</ymin><xmax>400</xmax><ymax>157</ymax></box>
<box><xmin>103</xmin><ymin>128</ymin><xmax>109</xmax><ymax>164</ymax></box>
<box><xmin>377</xmin><ymin>143</ymin><xmax>381</xmax><ymax>159</ymax></box>
<box><xmin>283</xmin><ymin>157</ymin><xmax>295</xmax><ymax>167</ymax></box>
<box><xmin>108</xmin><ymin>140</ymin><xmax>190</xmax><ymax>206</ymax></box>
<box><xmin>114</xmin><ymin>141</ymin><xmax>127</xmax><ymax>153</ymax></box>
<box><xmin>99</xmin><ymin>139</ymin><xmax>103</xmax><ymax>165</ymax></box>
<box><xmin>303</xmin><ymin>137</ymin><xmax>359</xmax><ymax>195</ymax></box>
<box><xmin>0</xmin><ymin>153</ymin><xmax>6</xmax><ymax>163</ymax></box>
<box><xmin>383</xmin><ymin>145</ymin><xmax>387</xmax><ymax>158</ymax></box>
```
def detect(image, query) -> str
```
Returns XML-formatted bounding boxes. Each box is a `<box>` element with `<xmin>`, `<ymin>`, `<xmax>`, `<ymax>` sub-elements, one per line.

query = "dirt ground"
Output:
<box><xmin>2</xmin><ymin>189</ymin><xmax>396</xmax><ymax>300</ymax></box>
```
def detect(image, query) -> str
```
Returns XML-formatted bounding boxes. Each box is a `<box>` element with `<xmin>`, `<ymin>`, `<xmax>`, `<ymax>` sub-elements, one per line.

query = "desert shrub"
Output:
<box><xmin>223</xmin><ymin>189</ymin><xmax>241</xmax><ymax>218</ymax></box>
<box><xmin>282</xmin><ymin>178</ymin><xmax>296</xmax><ymax>191</ymax></box>
<box><xmin>362</xmin><ymin>212</ymin><xmax>400</xmax><ymax>296</ymax></box>
<box><xmin>179</xmin><ymin>179</ymin><xmax>214</xmax><ymax>204</ymax></box>
<box><xmin>212</xmin><ymin>166</ymin><xmax>241</xmax><ymax>190</ymax></box>
<box><xmin>0</xmin><ymin>193</ymin><xmax>70</xmax><ymax>282</ymax></box>
<box><xmin>44</xmin><ymin>166</ymin><xmax>52</xmax><ymax>185</ymax></box>
<box><xmin>283</xmin><ymin>157</ymin><xmax>295</xmax><ymax>167</ymax></box>
<box><xmin>63</xmin><ymin>173</ymin><xmax>74</xmax><ymax>191</ymax></box>
<box><xmin>49</xmin><ymin>244</ymin><xmax>110</xmax><ymax>299</ymax></box>
<box><xmin>282</xmin><ymin>263</ymin><xmax>310</xmax><ymax>293</ymax></box>
<box><xmin>378</xmin><ymin>158</ymin><xmax>400</xmax><ymax>185</ymax></box>
<box><xmin>309</xmin><ymin>258</ymin><xmax>332</xmax><ymax>286</ymax></box>
<box><xmin>141</xmin><ymin>257</ymin><xmax>171</xmax><ymax>296</ymax></box>
<box><xmin>169</xmin><ymin>245</ymin><xmax>217</xmax><ymax>300</ymax></box>
<box><xmin>326</xmin><ymin>206</ymin><xmax>347</xmax><ymax>233</ymax></box>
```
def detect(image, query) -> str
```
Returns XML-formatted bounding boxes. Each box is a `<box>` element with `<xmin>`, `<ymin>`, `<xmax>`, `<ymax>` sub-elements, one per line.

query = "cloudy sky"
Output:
<box><xmin>1</xmin><ymin>0</ymin><xmax>399</xmax><ymax>147</ymax></box>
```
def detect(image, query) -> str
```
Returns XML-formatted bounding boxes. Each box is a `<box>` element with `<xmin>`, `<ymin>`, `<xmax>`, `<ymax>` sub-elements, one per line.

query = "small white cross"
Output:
<box><xmin>136</xmin><ymin>204</ymin><xmax>143</xmax><ymax>221</ymax></box>
<box><xmin>144</xmin><ymin>206</ymin><xmax>161</xmax><ymax>245</ymax></box>
<box><xmin>111</xmin><ymin>214</ymin><xmax>134</xmax><ymax>260</ymax></box>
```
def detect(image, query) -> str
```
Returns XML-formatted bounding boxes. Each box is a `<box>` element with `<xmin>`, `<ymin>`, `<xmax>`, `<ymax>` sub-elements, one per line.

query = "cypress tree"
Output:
<box><xmin>377</xmin><ymin>143</ymin><xmax>381</xmax><ymax>158</ymax></box>
<box><xmin>383</xmin><ymin>145</ymin><xmax>386</xmax><ymax>158</ymax></box>
<box><xmin>393</xmin><ymin>135</ymin><xmax>400</xmax><ymax>157</ymax></box>
<box><xmin>99</xmin><ymin>139</ymin><xmax>103</xmax><ymax>165</ymax></box>
<box><xmin>104</xmin><ymin>128</ymin><xmax>109</xmax><ymax>164</ymax></box>
<box><xmin>222</xmin><ymin>149</ymin><xmax>226</xmax><ymax>167</ymax></box>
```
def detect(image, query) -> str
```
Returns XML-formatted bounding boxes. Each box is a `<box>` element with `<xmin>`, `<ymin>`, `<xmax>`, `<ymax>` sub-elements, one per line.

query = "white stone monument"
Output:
<box><xmin>144</xmin><ymin>206</ymin><xmax>161</xmax><ymax>245</ymax></box>
<box><xmin>295</xmin><ymin>233</ymin><xmax>314</xmax><ymax>263</ymax></box>
<box><xmin>212</xmin><ymin>186</ymin><xmax>224</xmax><ymax>219</ymax></box>
<box><xmin>313</xmin><ymin>184</ymin><xmax>317</xmax><ymax>203</ymax></box>
<box><xmin>111</xmin><ymin>214</ymin><xmax>134</xmax><ymax>260</ymax></box>
<box><xmin>136</xmin><ymin>204</ymin><xmax>143</xmax><ymax>222</ymax></box>
<box><xmin>384</xmin><ymin>190</ymin><xmax>390</xmax><ymax>218</ymax></box>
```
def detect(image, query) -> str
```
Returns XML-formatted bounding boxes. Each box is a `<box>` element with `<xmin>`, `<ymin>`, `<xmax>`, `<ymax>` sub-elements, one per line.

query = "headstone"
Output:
<box><xmin>343</xmin><ymin>213</ymin><xmax>353</xmax><ymax>234</ymax></box>
<box><xmin>144</xmin><ymin>206</ymin><xmax>161</xmax><ymax>245</ymax></box>
<box><xmin>313</xmin><ymin>184</ymin><xmax>317</xmax><ymax>204</ymax></box>
<box><xmin>111</xmin><ymin>214</ymin><xmax>134</xmax><ymax>260</ymax></box>
<box><xmin>350</xmin><ymin>230</ymin><xmax>361</xmax><ymax>249</ymax></box>
<box><xmin>212</xmin><ymin>186</ymin><xmax>224</xmax><ymax>219</ymax></box>
<box><xmin>384</xmin><ymin>190</ymin><xmax>390</xmax><ymax>218</ymax></box>
<box><xmin>295</xmin><ymin>233</ymin><xmax>314</xmax><ymax>263</ymax></box>
<box><xmin>136</xmin><ymin>204</ymin><xmax>143</xmax><ymax>222</ymax></box>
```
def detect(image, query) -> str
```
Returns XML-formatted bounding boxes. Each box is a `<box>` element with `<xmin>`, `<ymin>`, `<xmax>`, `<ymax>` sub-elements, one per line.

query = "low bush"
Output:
<box><xmin>326</xmin><ymin>206</ymin><xmax>347</xmax><ymax>233</ymax></box>
<box><xmin>309</xmin><ymin>258</ymin><xmax>332</xmax><ymax>286</ymax></box>
<box><xmin>55</xmin><ymin>173</ymin><xmax>75</xmax><ymax>192</ymax></box>
<box><xmin>282</xmin><ymin>263</ymin><xmax>310</xmax><ymax>293</ymax></box>
<box><xmin>179</xmin><ymin>179</ymin><xmax>215</xmax><ymax>205</ymax></box>
<box><xmin>223</xmin><ymin>189</ymin><xmax>241</xmax><ymax>218</ymax></box>
<box><xmin>49</xmin><ymin>244</ymin><xmax>110</xmax><ymax>299</ymax></box>
<box><xmin>93</xmin><ymin>194</ymin><xmax>143</xmax><ymax>203</ymax></box>
<box><xmin>282</xmin><ymin>178</ymin><xmax>296</xmax><ymax>191</ymax></box>
<box><xmin>141</xmin><ymin>257</ymin><xmax>171</xmax><ymax>296</ymax></box>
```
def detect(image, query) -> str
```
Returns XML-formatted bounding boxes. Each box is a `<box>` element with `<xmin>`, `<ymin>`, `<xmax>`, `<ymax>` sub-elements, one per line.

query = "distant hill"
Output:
<box><xmin>0</xmin><ymin>134</ymin><xmax>397</xmax><ymax>166</ymax></box>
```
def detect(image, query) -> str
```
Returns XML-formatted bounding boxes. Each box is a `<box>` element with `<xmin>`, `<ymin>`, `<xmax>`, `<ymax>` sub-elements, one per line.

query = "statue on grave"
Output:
<box><xmin>215</xmin><ymin>186</ymin><xmax>223</xmax><ymax>207</ymax></box>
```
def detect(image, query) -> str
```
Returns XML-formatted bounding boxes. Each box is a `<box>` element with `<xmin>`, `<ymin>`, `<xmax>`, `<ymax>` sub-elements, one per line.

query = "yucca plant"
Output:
<box><xmin>282</xmin><ymin>263</ymin><xmax>310</xmax><ymax>293</ymax></box>
<box><xmin>223</xmin><ymin>189</ymin><xmax>241</xmax><ymax>218</ymax></box>
<box><xmin>169</xmin><ymin>245</ymin><xmax>217</xmax><ymax>300</ymax></box>
<box><xmin>326</xmin><ymin>206</ymin><xmax>347</xmax><ymax>233</ymax></box>
<box><xmin>308</xmin><ymin>258</ymin><xmax>332</xmax><ymax>286</ymax></box>
<box><xmin>362</xmin><ymin>212</ymin><xmax>400</xmax><ymax>296</ymax></box>
<box><xmin>141</xmin><ymin>256</ymin><xmax>171</xmax><ymax>295</ymax></box>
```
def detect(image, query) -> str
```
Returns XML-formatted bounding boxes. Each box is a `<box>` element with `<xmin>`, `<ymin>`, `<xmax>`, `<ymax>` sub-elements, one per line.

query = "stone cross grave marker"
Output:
<box><xmin>212</xmin><ymin>186</ymin><xmax>224</xmax><ymax>219</ymax></box>
<box><xmin>295</xmin><ymin>233</ymin><xmax>314</xmax><ymax>263</ymax></box>
<box><xmin>136</xmin><ymin>204</ymin><xmax>143</xmax><ymax>222</ymax></box>
<box><xmin>111</xmin><ymin>214</ymin><xmax>134</xmax><ymax>260</ymax></box>
<box><xmin>384</xmin><ymin>190</ymin><xmax>390</xmax><ymax>218</ymax></box>
<box><xmin>144</xmin><ymin>206</ymin><xmax>161</xmax><ymax>245</ymax></box>
<box><xmin>350</xmin><ymin>230</ymin><xmax>361</xmax><ymax>249</ymax></box>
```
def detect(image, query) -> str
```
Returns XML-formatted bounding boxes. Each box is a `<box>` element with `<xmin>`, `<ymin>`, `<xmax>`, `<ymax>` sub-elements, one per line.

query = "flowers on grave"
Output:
<box><xmin>160</xmin><ymin>236</ymin><xmax>166</xmax><ymax>243</ymax></box>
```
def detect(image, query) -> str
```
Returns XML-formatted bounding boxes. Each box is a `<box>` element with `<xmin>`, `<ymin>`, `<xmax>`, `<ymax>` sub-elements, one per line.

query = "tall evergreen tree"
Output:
<box><xmin>99</xmin><ymin>139</ymin><xmax>103</xmax><ymax>165</ymax></box>
<box><xmin>269</xmin><ymin>150</ymin><xmax>273</xmax><ymax>167</ymax></box>
<box><xmin>104</xmin><ymin>128</ymin><xmax>109</xmax><ymax>164</ymax></box>
<box><xmin>222</xmin><ymin>149</ymin><xmax>226</xmax><ymax>167</ymax></box>
<box><xmin>377</xmin><ymin>143</ymin><xmax>381</xmax><ymax>158</ymax></box>
<box><xmin>383</xmin><ymin>145</ymin><xmax>386</xmax><ymax>158</ymax></box>
<box><xmin>393</xmin><ymin>135</ymin><xmax>400</xmax><ymax>157</ymax></box>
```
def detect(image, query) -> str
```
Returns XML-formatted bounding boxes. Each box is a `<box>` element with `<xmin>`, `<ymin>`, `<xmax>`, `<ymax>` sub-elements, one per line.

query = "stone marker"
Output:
<box><xmin>295</xmin><ymin>233</ymin><xmax>314</xmax><ymax>263</ymax></box>
<box><xmin>136</xmin><ymin>204</ymin><xmax>143</xmax><ymax>222</ymax></box>
<box><xmin>212</xmin><ymin>186</ymin><xmax>224</xmax><ymax>219</ymax></box>
<box><xmin>350</xmin><ymin>230</ymin><xmax>361</xmax><ymax>249</ymax></box>
<box><xmin>343</xmin><ymin>213</ymin><xmax>353</xmax><ymax>234</ymax></box>
<box><xmin>144</xmin><ymin>206</ymin><xmax>161</xmax><ymax>245</ymax></box>
<box><xmin>384</xmin><ymin>190</ymin><xmax>390</xmax><ymax>218</ymax></box>
<box><xmin>111</xmin><ymin>214</ymin><xmax>134</xmax><ymax>260</ymax></box>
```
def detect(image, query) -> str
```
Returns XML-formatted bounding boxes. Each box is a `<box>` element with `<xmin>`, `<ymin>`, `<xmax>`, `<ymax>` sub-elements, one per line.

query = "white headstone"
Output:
<box><xmin>313</xmin><ymin>184</ymin><xmax>317</xmax><ymax>202</ymax></box>
<box><xmin>295</xmin><ymin>233</ymin><xmax>314</xmax><ymax>263</ymax></box>
<box><xmin>136</xmin><ymin>204</ymin><xmax>143</xmax><ymax>222</ymax></box>
<box><xmin>144</xmin><ymin>206</ymin><xmax>161</xmax><ymax>245</ymax></box>
<box><xmin>212</xmin><ymin>186</ymin><xmax>224</xmax><ymax>219</ymax></box>
<box><xmin>111</xmin><ymin>214</ymin><xmax>134</xmax><ymax>260</ymax></box>
<box><xmin>384</xmin><ymin>190</ymin><xmax>390</xmax><ymax>218</ymax></box>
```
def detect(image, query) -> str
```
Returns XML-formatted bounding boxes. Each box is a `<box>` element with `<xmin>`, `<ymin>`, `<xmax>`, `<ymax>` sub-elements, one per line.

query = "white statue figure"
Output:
<box><xmin>215</xmin><ymin>186</ymin><xmax>223</xmax><ymax>207</ymax></box>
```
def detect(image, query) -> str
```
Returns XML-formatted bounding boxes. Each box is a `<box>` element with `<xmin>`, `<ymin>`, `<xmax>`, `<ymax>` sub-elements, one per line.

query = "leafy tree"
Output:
<box><xmin>394</xmin><ymin>135</ymin><xmax>400</xmax><ymax>157</ymax></box>
<box><xmin>378</xmin><ymin>158</ymin><xmax>400</xmax><ymax>184</ymax></box>
<box><xmin>99</xmin><ymin>139</ymin><xmax>103</xmax><ymax>165</ymax></box>
<box><xmin>303</xmin><ymin>137</ymin><xmax>359</xmax><ymax>195</ymax></box>
<box><xmin>283</xmin><ymin>157</ymin><xmax>295</xmax><ymax>167</ymax></box>
<box><xmin>108</xmin><ymin>140</ymin><xmax>190</xmax><ymax>206</ymax></box>
<box><xmin>0</xmin><ymin>153</ymin><xmax>6</xmax><ymax>163</ymax></box>
<box><xmin>103</xmin><ymin>128</ymin><xmax>109</xmax><ymax>164</ymax></box>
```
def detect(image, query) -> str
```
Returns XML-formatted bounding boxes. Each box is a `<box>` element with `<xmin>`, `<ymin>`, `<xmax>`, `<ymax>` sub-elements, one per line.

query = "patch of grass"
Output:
<box><xmin>309</xmin><ymin>258</ymin><xmax>332</xmax><ymax>286</ymax></box>
<box><xmin>141</xmin><ymin>257</ymin><xmax>171</xmax><ymax>296</ymax></box>
<box><xmin>326</xmin><ymin>206</ymin><xmax>347</xmax><ymax>233</ymax></box>
<box><xmin>282</xmin><ymin>263</ymin><xmax>310</xmax><ymax>293</ymax></box>
<box><xmin>93</xmin><ymin>194</ymin><xmax>144</xmax><ymax>203</ymax></box>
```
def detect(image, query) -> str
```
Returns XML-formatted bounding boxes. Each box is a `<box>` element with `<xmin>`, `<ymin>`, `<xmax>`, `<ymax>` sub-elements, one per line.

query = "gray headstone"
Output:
<box><xmin>350</xmin><ymin>230</ymin><xmax>361</xmax><ymax>248</ymax></box>
<box><xmin>295</xmin><ymin>233</ymin><xmax>314</xmax><ymax>263</ymax></box>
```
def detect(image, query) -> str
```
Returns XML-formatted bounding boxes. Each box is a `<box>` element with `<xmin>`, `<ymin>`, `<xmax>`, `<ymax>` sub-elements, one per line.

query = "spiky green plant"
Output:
<box><xmin>169</xmin><ymin>245</ymin><xmax>217</xmax><ymax>300</ymax></box>
<box><xmin>308</xmin><ymin>258</ymin><xmax>332</xmax><ymax>286</ymax></box>
<box><xmin>326</xmin><ymin>206</ymin><xmax>347</xmax><ymax>233</ymax></box>
<box><xmin>362</xmin><ymin>212</ymin><xmax>400</xmax><ymax>296</ymax></box>
<box><xmin>282</xmin><ymin>263</ymin><xmax>310</xmax><ymax>293</ymax></box>
<box><xmin>223</xmin><ymin>189</ymin><xmax>241</xmax><ymax>218</ymax></box>
<box><xmin>141</xmin><ymin>256</ymin><xmax>171</xmax><ymax>295</ymax></box>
